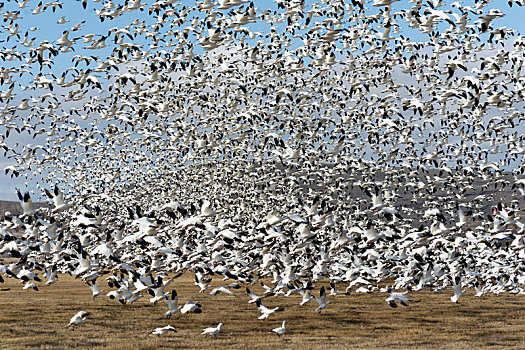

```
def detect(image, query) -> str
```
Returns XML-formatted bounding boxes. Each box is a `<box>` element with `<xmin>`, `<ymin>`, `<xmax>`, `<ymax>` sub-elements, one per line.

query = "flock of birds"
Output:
<box><xmin>1</xmin><ymin>0</ymin><xmax>525</xmax><ymax>339</ymax></box>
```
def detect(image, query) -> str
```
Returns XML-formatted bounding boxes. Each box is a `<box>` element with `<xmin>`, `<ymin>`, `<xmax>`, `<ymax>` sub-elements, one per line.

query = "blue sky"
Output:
<box><xmin>0</xmin><ymin>0</ymin><xmax>524</xmax><ymax>201</ymax></box>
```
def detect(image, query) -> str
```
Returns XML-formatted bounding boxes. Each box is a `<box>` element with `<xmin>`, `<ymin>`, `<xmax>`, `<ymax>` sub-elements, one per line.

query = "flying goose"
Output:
<box><xmin>44</xmin><ymin>185</ymin><xmax>71</xmax><ymax>212</ymax></box>
<box><xmin>164</xmin><ymin>290</ymin><xmax>182</xmax><ymax>318</ymax></box>
<box><xmin>16</xmin><ymin>190</ymin><xmax>38</xmax><ymax>217</ymax></box>
<box><xmin>68</xmin><ymin>311</ymin><xmax>90</xmax><ymax>329</ymax></box>
<box><xmin>385</xmin><ymin>288</ymin><xmax>417</xmax><ymax>308</ymax></box>
<box><xmin>451</xmin><ymin>276</ymin><xmax>465</xmax><ymax>303</ymax></box>
<box><xmin>150</xmin><ymin>325</ymin><xmax>177</xmax><ymax>336</ymax></box>
<box><xmin>313</xmin><ymin>286</ymin><xmax>330</xmax><ymax>312</ymax></box>
<box><xmin>255</xmin><ymin>299</ymin><xmax>284</xmax><ymax>320</ymax></box>
<box><xmin>180</xmin><ymin>301</ymin><xmax>202</xmax><ymax>314</ymax></box>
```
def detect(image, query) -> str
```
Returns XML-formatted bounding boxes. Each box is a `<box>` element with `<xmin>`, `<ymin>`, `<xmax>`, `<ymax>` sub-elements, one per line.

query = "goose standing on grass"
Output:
<box><xmin>68</xmin><ymin>311</ymin><xmax>90</xmax><ymax>329</ymax></box>
<box><xmin>201</xmin><ymin>323</ymin><xmax>223</xmax><ymax>336</ymax></box>
<box><xmin>150</xmin><ymin>325</ymin><xmax>177</xmax><ymax>336</ymax></box>
<box><xmin>270</xmin><ymin>320</ymin><xmax>286</xmax><ymax>336</ymax></box>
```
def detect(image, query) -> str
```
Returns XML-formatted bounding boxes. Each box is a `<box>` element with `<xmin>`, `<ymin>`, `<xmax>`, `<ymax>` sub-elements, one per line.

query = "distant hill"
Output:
<box><xmin>0</xmin><ymin>201</ymin><xmax>22</xmax><ymax>217</ymax></box>
<box><xmin>0</xmin><ymin>200</ymin><xmax>49</xmax><ymax>219</ymax></box>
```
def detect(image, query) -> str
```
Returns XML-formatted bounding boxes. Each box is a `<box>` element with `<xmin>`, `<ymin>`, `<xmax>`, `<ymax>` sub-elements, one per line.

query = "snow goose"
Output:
<box><xmin>270</xmin><ymin>320</ymin><xmax>286</xmax><ymax>336</ymax></box>
<box><xmin>385</xmin><ymin>288</ymin><xmax>417</xmax><ymax>308</ymax></box>
<box><xmin>255</xmin><ymin>299</ymin><xmax>284</xmax><ymax>319</ymax></box>
<box><xmin>44</xmin><ymin>264</ymin><xmax>58</xmax><ymax>285</ymax></box>
<box><xmin>246</xmin><ymin>287</ymin><xmax>271</xmax><ymax>304</ymax></box>
<box><xmin>43</xmin><ymin>185</ymin><xmax>71</xmax><ymax>212</ymax></box>
<box><xmin>298</xmin><ymin>284</ymin><xmax>313</xmax><ymax>305</ymax></box>
<box><xmin>364</xmin><ymin>184</ymin><xmax>384</xmax><ymax>210</ymax></box>
<box><xmin>23</xmin><ymin>282</ymin><xmax>39</xmax><ymax>291</ymax></box>
<box><xmin>87</xmin><ymin>280</ymin><xmax>104</xmax><ymax>298</ymax></box>
<box><xmin>164</xmin><ymin>290</ymin><xmax>182</xmax><ymax>318</ymax></box>
<box><xmin>200</xmin><ymin>200</ymin><xmax>217</xmax><ymax>217</ymax></box>
<box><xmin>329</xmin><ymin>281</ymin><xmax>339</xmax><ymax>296</ymax></box>
<box><xmin>313</xmin><ymin>286</ymin><xmax>330</xmax><ymax>312</ymax></box>
<box><xmin>180</xmin><ymin>301</ymin><xmax>202</xmax><ymax>314</ymax></box>
<box><xmin>450</xmin><ymin>276</ymin><xmax>465</xmax><ymax>303</ymax></box>
<box><xmin>16</xmin><ymin>190</ymin><xmax>38</xmax><ymax>217</ymax></box>
<box><xmin>209</xmin><ymin>285</ymin><xmax>237</xmax><ymax>296</ymax></box>
<box><xmin>68</xmin><ymin>311</ymin><xmax>90</xmax><ymax>329</ymax></box>
<box><xmin>150</xmin><ymin>325</ymin><xmax>177</xmax><ymax>336</ymax></box>
<box><xmin>195</xmin><ymin>273</ymin><xmax>211</xmax><ymax>293</ymax></box>
<box><xmin>148</xmin><ymin>276</ymin><xmax>173</xmax><ymax>304</ymax></box>
<box><xmin>201</xmin><ymin>323</ymin><xmax>223</xmax><ymax>336</ymax></box>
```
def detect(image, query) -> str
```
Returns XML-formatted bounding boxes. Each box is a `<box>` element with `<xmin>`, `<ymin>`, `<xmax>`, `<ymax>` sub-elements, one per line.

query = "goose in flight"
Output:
<box><xmin>200</xmin><ymin>200</ymin><xmax>217</xmax><ymax>217</ymax></box>
<box><xmin>150</xmin><ymin>325</ymin><xmax>176</xmax><ymax>336</ymax></box>
<box><xmin>44</xmin><ymin>264</ymin><xmax>58</xmax><ymax>285</ymax></box>
<box><xmin>68</xmin><ymin>311</ymin><xmax>90</xmax><ymax>329</ymax></box>
<box><xmin>195</xmin><ymin>273</ymin><xmax>211</xmax><ymax>293</ymax></box>
<box><xmin>246</xmin><ymin>287</ymin><xmax>271</xmax><ymax>304</ymax></box>
<box><xmin>16</xmin><ymin>190</ymin><xmax>38</xmax><ymax>217</ymax></box>
<box><xmin>23</xmin><ymin>282</ymin><xmax>39</xmax><ymax>291</ymax></box>
<box><xmin>451</xmin><ymin>276</ymin><xmax>465</xmax><ymax>303</ymax></box>
<box><xmin>86</xmin><ymin>280</ymin><xmax>104</xmax><ymax>298</ymax></box>
<box><xmin>364</xmin><ymin>184</ymin><xmax>384</xmax><ymax>210</ymax></box>
<box><xmin>385</xmin><ymin>288</ymin><xmax>417</xmax><ymax>308</ymax></box>
<box><xmin>164</xmin><ymin>290</ymin><xmax>182</xmax><ymax>318</ymax></box>
<box><xmin>148</xmin><ymin>276</ymin><xmax>173</xmax><ymax>304</ymax></box>
<box><xmin>201</xmin><ymin>323</ymin><xmax>223</xmax><ymax>336</ymax></box>
<box><xmin>313</xmin><ymin>286</ymin><xmax>330</xmax><ymax>312</ymax></box>
<box><xmin>180</xmin><ymin>301</ymin><xmax>202</xmax><ymax>314</ymax></box>
<box><xmin>255</xmin><ymin>299</ymin><xmax>284</xmax><ymax>319</ymax></box>
<box><xmin>329</xmin><ymin>281</ymin><xmax>339</xmax><ymax>296</ymax></box>
<box><xmin>298</xmin><ymin>281</ymin><xmax>314</xmax><ymax>305</ymax></box>
<box><xmin>209</xmin><ymin>285</ymin><xmax>237</xmax><ymax>296</ymax></box>
<box><xmin>44</xmin><ymin>185</ymin><xmax>71</xmax><ymax>212</ymax></box>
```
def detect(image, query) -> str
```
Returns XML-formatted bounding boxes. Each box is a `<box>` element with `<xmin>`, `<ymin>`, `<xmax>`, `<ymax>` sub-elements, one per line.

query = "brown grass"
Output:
<box><xmin>1</xmin><ymin>274</ymin><xmax>525</xmax><ymax>349</ymax></box>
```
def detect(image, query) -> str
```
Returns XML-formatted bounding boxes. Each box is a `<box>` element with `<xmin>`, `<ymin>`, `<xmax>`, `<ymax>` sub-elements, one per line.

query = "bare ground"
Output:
<box><xmin>1</xmin><ymin>274</ymin><xmax>525</xmax><ymax>349</ymax></box>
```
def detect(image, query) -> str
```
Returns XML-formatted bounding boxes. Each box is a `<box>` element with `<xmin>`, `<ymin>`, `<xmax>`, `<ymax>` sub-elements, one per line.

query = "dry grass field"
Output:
<box><xmin>1</xmin><ymin>273</ymin><xmax>525</xmax><ymax>350</ymax></box>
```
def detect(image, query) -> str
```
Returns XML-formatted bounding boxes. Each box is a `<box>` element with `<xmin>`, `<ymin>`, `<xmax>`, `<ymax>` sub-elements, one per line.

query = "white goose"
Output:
<box><xmin>270</xmin><ymin>320</ymin><xmax>286</xmax><ymax>336</ymax></box>
<box><xmin>150</xmin><ymin>325</ymin><xmax>177</xmax><ymax>336</ymax></box>
<box><xmin>16</xmin><ymin>190</ymin><xmax>38</xmax><ymax>217</ymax></box>
<box><xmin>44</xmin><ymin>185</ymin><xmax>71</xmax><ymax>212</ymax></box>
<box><xmin>385</xmin><ymin>288</ymin><xmax>416</xmax><ymax>308</ymax></box>
<box><xmin>164</xmin><ymin>290</ymin><xmax>182</xmax><ymax>318</ymax></box>
<box><xmin>87</xmin><ymin>279</ymin><xmax>104</xmax><ymax>298</ymax></box>
<box><xmin>313</xmin><ymin>286</ymin><xmax>330</xmax><ymax>312</ymax></box>
<box><xmin>451</xmin><ymin>276</ymin><xmax>465</xmax><ymax>303</ymax></box>
<box><xmin>180</xmin><ymin>301</ymin><xmax>202</xmax><ymax>314</ymax></box>
<box><xmin>68</xmin><ymin>311</ymin><xmax>90</xmax><ymax>329</ymax></box>
<box><xmin>201</xmin><ymin>323</ymin><xmax>223</xmax><ymax>336</ymax></box>
<box><xmin>255</xmin><ymin>299</ymin><xmax>284</xmax><ymax>320</ymax></box>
